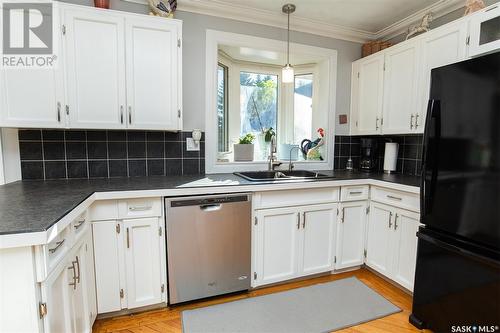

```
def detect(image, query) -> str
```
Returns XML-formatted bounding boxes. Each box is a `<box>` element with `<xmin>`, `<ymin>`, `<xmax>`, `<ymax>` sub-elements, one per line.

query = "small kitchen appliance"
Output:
<box><xmin>359</xmin><ymin>138</ymin><xmax>377</xmax><ymax>172</ymax></box>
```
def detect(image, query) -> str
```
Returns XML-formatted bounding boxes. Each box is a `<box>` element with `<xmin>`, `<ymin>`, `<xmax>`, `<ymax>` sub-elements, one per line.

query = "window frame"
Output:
<box><xmin>206</xmin><ymin>30</ymin><xmax>337</xmax><ymax>174</ymax></box>
<box><xmin>217</xmin><ymin>62</ymin><xmax>229</xmax><ymax>152</ymax></box>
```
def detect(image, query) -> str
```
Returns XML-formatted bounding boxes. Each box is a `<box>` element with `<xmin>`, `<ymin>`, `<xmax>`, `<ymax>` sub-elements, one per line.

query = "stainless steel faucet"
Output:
<box><xmin>268</xmin><ymin>134</ymin><xmax>282</xmax><ymax>171</ymax></box>
<box><xmin>288</xmin><ymin>145</ymin><xmax>300</xmax><ymax>171</ymax></box>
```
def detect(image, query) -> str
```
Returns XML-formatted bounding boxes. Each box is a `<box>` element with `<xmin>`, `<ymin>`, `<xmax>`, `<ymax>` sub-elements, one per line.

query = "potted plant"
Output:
<box><xmin>234</xmin><ymin>133</ymin><xmax>255</xmax><ymax>161</ymax></box>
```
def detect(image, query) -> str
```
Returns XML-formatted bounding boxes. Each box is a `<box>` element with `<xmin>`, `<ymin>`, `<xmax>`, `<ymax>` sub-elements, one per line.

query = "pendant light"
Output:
<box><xmin>282</xmin><ymin>3</ymin><xmax>296</xmax><ymax>83</ymax></box>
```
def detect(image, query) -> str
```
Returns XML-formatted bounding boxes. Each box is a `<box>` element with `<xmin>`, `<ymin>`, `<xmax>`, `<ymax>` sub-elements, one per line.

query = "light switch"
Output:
<box><xmin>186</xmin><ymin>138</ymin><xmax>200</xmax><ymax>151</ymax></box>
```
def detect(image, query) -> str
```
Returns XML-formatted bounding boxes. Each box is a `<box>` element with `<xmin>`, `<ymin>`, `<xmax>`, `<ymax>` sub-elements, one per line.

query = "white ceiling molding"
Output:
<box><xmin>373</xmin><ymin>0</ymin><xmax>465</xmax><ymax>40</ymax></box>
<box><xmin>176</xmin><ymin>0</ymin><xmax>372</xmax><ymax>43</ymax></box>
<box><xmin>122</xmin><ymin>0</ymin><xmax>466</xmax><ymax>43</ymax></box>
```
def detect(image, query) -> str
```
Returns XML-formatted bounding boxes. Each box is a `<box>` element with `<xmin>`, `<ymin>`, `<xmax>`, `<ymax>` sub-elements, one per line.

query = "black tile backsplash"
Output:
<box><xmin>334</xmin><ymin>134</ymin><xmax>423</xmax><ymax>176</ymax></box>
<box><xmin>19</xmin><ymin>129</ymin><xmax>205</xmax><ymax>180</ymax></box>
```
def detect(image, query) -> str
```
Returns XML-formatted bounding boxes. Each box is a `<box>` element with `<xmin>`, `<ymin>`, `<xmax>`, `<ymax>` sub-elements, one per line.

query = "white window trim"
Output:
<box><xmin>205</xmin><ymin>29</ymin><xmax>338</xmax><ymax>174</ymax></box>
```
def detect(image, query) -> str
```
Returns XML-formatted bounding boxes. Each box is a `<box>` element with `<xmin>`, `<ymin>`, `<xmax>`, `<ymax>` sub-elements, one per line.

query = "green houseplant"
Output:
<box><xmin>234</xmin><ymin>133</ymin><xmax>255</xmax><ymax>161</ymax></box>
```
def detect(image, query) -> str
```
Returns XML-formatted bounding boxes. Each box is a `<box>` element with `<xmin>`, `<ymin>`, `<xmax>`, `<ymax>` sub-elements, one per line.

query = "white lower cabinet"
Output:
<box><xmin>123</xmin><ymin>218</ymin><xmax>163</xmax><ymax>309</ymax></box>
<box><xmin>253</xmin><ymin>203</ymin><xmax>337</xmax><ymax>287</ymax></box>
<box><xmin>92</xmin><ymin>217</ymin><xmax>164</xmax><ymax>313</ymax></box>
<box><xmin>40</xmin><ymin>230</ymin><xmax>96</xmax><ymax>333</ymax></box>
<box><xmin>335</xmin><ymin>201</ymin><xmax>368</xmax><ymax>270</ymax></box>
<box><xmin>366</xmin><ymin>202</ymin><xmax>421</xmax><ymax>291</ymax></box>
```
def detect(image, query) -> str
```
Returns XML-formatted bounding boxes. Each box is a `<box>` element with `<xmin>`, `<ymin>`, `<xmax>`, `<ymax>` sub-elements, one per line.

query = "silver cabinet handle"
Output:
<box><xmin>74</xmin><ymin>219</ymin><xmax>85</xmax><ymax>230</ymax></box>
<box><xmin>341</xmin><ymin>207</ymin><xmax>345</xmax><ymax>223</ymax></box>
<box><xmin>387</xmin><ymin>195</ymin><xmax>402</xmax><ymax>201</ymax></box>
<box><xmin>302</xmin><ymin>212</ymin><xmax>306</xmax><ymax>228</ymax></box>
<box><xmin>388</xmin><ymin>212</ymin><xmax>393</xmax><ymax>229</ymax></box>
<box><xmin>415</xmin><ymin>114</ymin><xmax>419</xmax><ymax>129</ymax></box>
<box><xmin>349</xmin><ymin>191</ymin><xmax>363</xmax><ymax>195</ymax></box>
<box><xmin>129</xmin><ymin>206</ymin><xmax>152</xmax><ymax>212</ymax></box>
<box><xmin>296</xmin><ymin>212</ymin><xmax>300</xmax><ymax>229</ymax></box>
<box><xmin>128</xmin><ymin>106</ymin><xmax>132</xmax><ymax>124</ymax></box>
<box><xmin>375</xmin><ymin>117</ymin><xmax>380</xmax><ymax>130</ymax></box>
<box><xmin>120</xmin><ymin>105</ymin><xmax>124</xmax><ymax>124</ymax></box>
<box><xmin>73</xmin><ymin>256</ymin><xmax>80</xmax><ymax>283</ymax></box>
<box><xmin>68</xmin><ymin>261</ymin><xmax>77</xmax><ymax>289</ymax></box>
<box><xmin>126</xmin><ymin>228</ymin><xmax>130</xmax><ymax>248</ymax></box>
<box><xmin>394</xmin><ymin>214</ymin><xmax>399</xmax><ymax>230</ymax></box>
<box><xmin>57</xmin><ymin>102</ymin><xmax>61</xmax><ymax>122</ymax></box>
<box><xmin>48</xmin><ymin>239</ymin><xmax>65</xmax><ymax>254</ymax></box>
<box><xmin>410</xmin><ymin>114</ymin><xmax>415</xmax><ymax>129</ymax></box>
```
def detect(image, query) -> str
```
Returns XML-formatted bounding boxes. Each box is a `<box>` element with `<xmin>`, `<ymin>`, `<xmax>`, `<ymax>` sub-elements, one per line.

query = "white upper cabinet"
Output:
<box><xmin>382</xmin><ymin>42</ymin><xmax>420</xmax><ymax>134</ymax></box>
<box><xmin>351</xmin><ymin>53</ymin><xmax>384</xmax><ymax>135</ymax></box>
<box><xmin>418</xmin><ymin>21</ymin><xmax>469</xmax><ymax>132</ymax></box>
<box><xmin>64</xmin><ymin>7</ymin><xmax>127</xmax><ymax>129</ymax></box>
<box><xmin>0</xmin><ymin>68</ymin><xmax>66</xmax><ymax>128</ymax></box>
<box><xmin>469</xmin><ymin>4</ymin><xmax>500</xmax><ymax>57</ymax></box>
<box><xmin>349</xmin><ymin>8</ymin><xmax>500</xmax><ymax>136</ymax></box>
<box><xmin>125</xmin><ymin>18</ymin><xmax>182</xmax><ymax>130</ymax></box>
<box><xmin>0</xmin><ymin>3</ymin><xmax>182</xmax><ymax>130</ymax></box>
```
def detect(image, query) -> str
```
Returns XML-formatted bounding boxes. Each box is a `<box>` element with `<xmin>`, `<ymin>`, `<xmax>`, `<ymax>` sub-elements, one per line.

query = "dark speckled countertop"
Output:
<box><xmin>0</xmin><ymin>171</ymin><xmax>420</xmax><ymax>236</ymax></box>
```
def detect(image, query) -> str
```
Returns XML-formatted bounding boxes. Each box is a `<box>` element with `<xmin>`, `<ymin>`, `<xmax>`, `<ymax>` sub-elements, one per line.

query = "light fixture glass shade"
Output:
<box><xmin>282</xmin><ymin>64</ymin><xmax>294</xmax><ymax>83</ymax></box>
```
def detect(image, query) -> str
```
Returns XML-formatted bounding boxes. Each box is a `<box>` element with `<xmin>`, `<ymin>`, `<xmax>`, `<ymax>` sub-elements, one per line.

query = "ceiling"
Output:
<box><xmin>175</xmin><ymin>0</ymin><xmax>465</xmax><ymax>42</ymax></box>
<box><xmin>209</xmin><ymin>0</ymin><xmax>441</xmax><ymax>32</ymax></box>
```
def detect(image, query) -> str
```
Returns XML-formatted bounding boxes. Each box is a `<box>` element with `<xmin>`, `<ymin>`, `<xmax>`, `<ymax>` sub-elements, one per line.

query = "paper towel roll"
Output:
<box><xmin>384</xmin><ymin>142</ymin><xmax>399</xmax><ymax>173</ymax></box>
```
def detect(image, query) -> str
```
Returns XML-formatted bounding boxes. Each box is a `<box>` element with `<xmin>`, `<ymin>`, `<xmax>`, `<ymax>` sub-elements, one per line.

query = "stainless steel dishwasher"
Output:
<box><xmin>165</xmin><ymin>193</ymin><xmax>251</xmax><ymax>304</ymax></box>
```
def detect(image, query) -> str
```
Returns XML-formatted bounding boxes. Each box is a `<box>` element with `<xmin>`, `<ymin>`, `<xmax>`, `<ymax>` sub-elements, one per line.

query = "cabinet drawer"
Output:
<box><xmin>89</xmin><ymin>200</ymin><xmax>119</xmax><ymax>221</ymax></box>
<box><xmin>35</xmin><ymin>225</ymin><xmax>73</xmax><ymax>281</ymax></box>
<box><xmin>371</xmin><ymin>186</ymin><xmax>419</xmax><ymax>212</ymax></box>
<box><xmin>341</xmin><ymin>185</ymin><xmax>369</xmax><ymax>201</ymax></box>
<box><xmin>253</xmin><ymin>188</ymin><xmax>339</xmax><ymax>209</ymax></box>
<box><xmin>118</xmin><ymin>198</ymin><xmax>162</xmax><ymax>218</ymax></box>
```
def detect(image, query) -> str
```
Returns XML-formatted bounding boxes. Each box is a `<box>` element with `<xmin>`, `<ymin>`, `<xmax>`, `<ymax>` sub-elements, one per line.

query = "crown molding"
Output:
<box><xmin>123</xmin><ymin>0</ymin><xmax>466</xmax><ymax>43</ymax></box>
<box><xmin>373</xmin><ymin>0</ymin><xmax>465</xmax><ymax>40</ymax></box>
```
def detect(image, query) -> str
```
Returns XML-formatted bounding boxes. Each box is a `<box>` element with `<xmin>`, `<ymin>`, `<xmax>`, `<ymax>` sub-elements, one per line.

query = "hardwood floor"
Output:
<box><xmin>93</xmin><ymin>268</ymin><xmax>427</xmax><ymax>333</ymax></box>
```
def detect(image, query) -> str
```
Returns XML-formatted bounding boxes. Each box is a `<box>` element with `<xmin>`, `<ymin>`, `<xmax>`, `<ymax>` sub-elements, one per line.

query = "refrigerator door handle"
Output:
<box><xmin>421</xmin><ymin>99</ymin><xmax>441</xmax><ymax>218</ymax></box>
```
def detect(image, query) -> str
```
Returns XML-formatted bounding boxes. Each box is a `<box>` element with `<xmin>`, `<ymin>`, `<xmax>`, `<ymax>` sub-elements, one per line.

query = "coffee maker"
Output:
<box><xmin>359</xmin><ymin>138</ymin><xmax>377</xmax><ymax>172</ymax></box>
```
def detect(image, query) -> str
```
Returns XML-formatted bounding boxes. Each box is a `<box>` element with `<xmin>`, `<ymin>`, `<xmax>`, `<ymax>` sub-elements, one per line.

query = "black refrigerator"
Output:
<box><xmin>410</xmin><ymin>52</ymin><xmax>500</xmax><ymax>332</ymax></box>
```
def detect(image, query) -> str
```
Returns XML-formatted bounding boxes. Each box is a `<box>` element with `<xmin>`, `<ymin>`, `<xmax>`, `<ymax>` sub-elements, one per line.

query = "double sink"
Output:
<box><xmin>234</xmin><ymin>170</ymin><xmax>335</xmax><ymax>181</ymax></box>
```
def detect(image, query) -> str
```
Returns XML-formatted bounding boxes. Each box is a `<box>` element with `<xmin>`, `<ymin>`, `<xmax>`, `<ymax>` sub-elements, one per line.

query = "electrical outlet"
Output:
<box><xmin>186</xmin><ymin>138</ymin><xmax>200</xmax><ymax>151</ymax></box>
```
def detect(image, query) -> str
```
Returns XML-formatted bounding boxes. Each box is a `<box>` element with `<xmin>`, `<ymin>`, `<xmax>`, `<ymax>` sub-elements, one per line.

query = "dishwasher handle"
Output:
<box><xmin>199</xmin><ymin>204</ymin><xmax>222</xmax><ymax>212</ymax></box>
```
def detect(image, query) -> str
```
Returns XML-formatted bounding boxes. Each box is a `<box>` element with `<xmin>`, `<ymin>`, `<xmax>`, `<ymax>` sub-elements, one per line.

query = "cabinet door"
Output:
<box><xmin>418</xmin><ymin>21</ymin><xmax>468</xmax><ymax>132</ymax></box>
<box><xmin>0</xmin><ymin>68</ymin><xmax>65</xmax><ymax>128</ymax></box>
<box><xmin>84</xmin><ymin>231</ymin><xmax>97</xmax><ymax>325</ymax></box>
<box><xmin>391</xmin><ymin>209</ymin><xmax>421</xmax><ymax>291</ymax></box>
<box><xmin>254</xmin><ymin>207</ymin><xmax>300</xmax><ymax>286</ymax></box>
<box><xmin>125</xmin><ymin>18</ymin><xmax>181</xmax><ymax>130</ymax></box>
<box><xmin>64</xmin><ymin>8</ymin><xmax>126</xmax><ymax>129</ymax></box>
<box><xmin>69</xmin><ymin>243</ymin><xmax>88</xmax><ymax>333</ymax></box>
<box><xmin>92</xmin><ymin>221</ymin><xmax>124</xmax><ymax>313</ymax></box>
<box><xmin>336</xmin><ymin>201</ymin><xmax>367</xmax><ymax>269</ymax></box>
<box><xmin>352</xmin><ymin>53</ymin><xmax>384</xmax><ymax>135</ymax></box>
<box><xmin>469</xmin><ymin>5</ymin><xmax>500</xmax><ymax>57</ymax></box>
<box><xmin>365</xmin><ymin>202</ymin><xmax>393</xmax><ymax>276</ymax></box>
<box><xmin>40</xmin><ymin>257</ymin><xmax>73</xmax><ymax>333</ymax></box>
<box><xmin>382</xmin><ymin>42</ymin><xmax>420</xmax><ymax>134</ymax></box>
<box><xmin>299</xmin><ymin>204</ymin><xmax>337</xmax><ymax>275</ymax></box>
<box><xmin>123</xmin><ymin>217</ymin><xmax>162</xmax><ymax>309</ymax></box>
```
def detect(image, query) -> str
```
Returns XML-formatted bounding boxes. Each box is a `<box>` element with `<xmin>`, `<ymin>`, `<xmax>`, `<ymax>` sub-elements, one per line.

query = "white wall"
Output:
<box><xmin>0</xmin><ymin>129</ymin><xmax>21</xmax><ymax>185</ymax></box>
